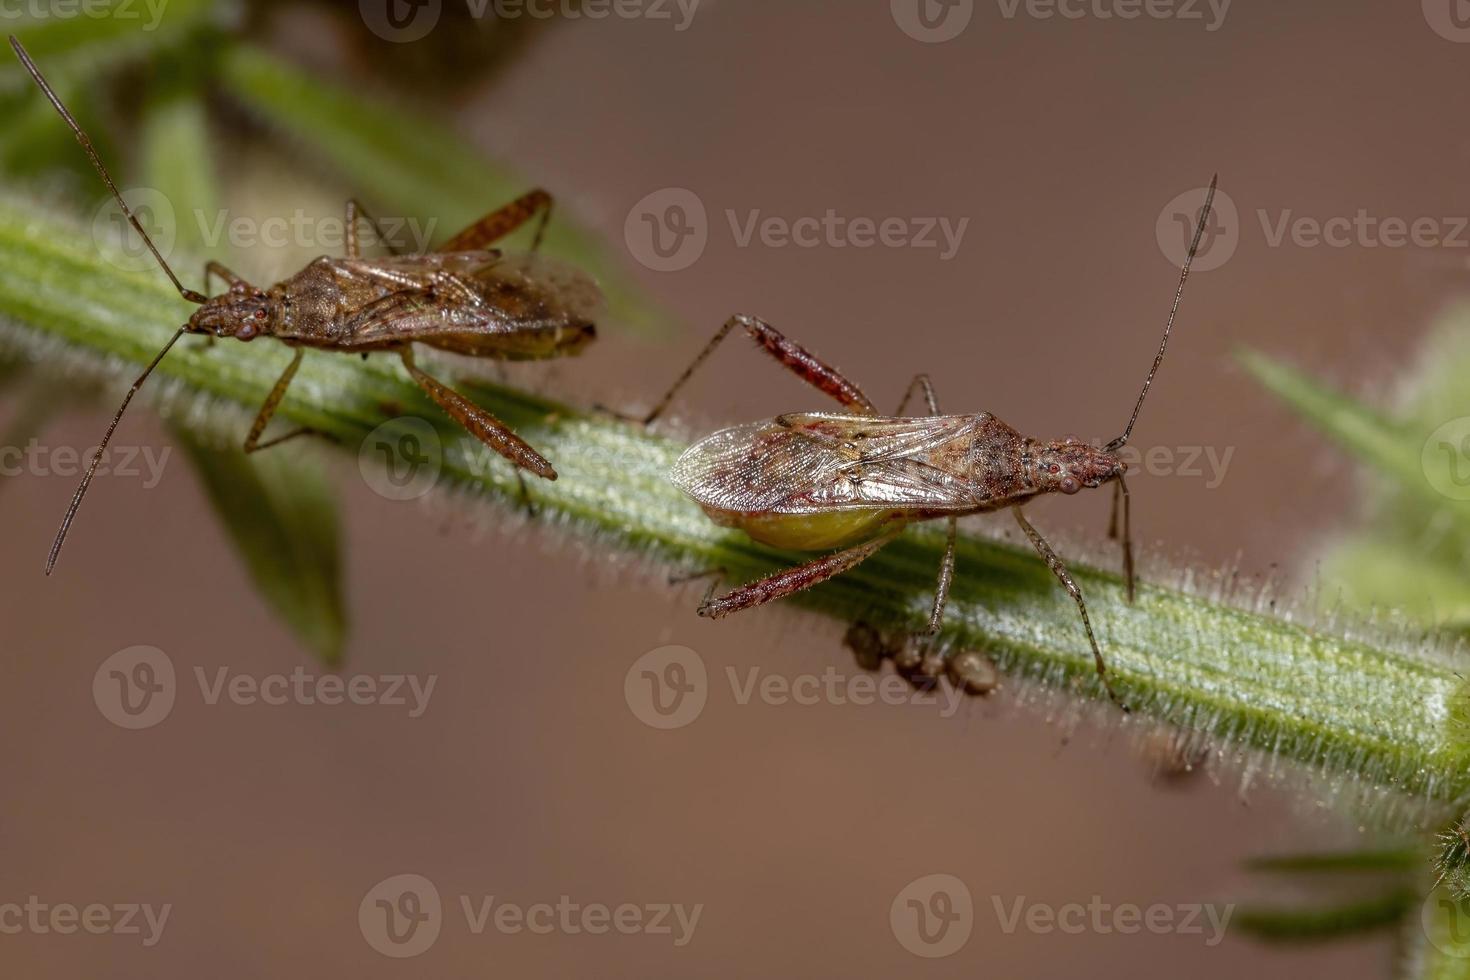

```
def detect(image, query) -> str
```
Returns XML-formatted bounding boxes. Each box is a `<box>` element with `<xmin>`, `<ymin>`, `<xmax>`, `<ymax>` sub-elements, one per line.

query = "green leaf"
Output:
<box><xmin>173</xmin><ymin>426</ymin><xmax>345</xmax><ymax>664</ymax></box>
<box><xmin>0</xmin><ymin>0</ymin><xmax>223</xmax><ymax>93</ymax></box>
<box><xmin>4</xmin><ymin>194</ymin><xmax>1470</xmax><ymax>803</ymax></box>
<box><xmin>1245</xmin><ymin>847</ymin><xmax>1423</xmax><ymax>874</ymax></box>
<box><xmin>1233</xmin><ymin>888</ymin><xmax>1417</xmax><ymax>942</ymax></box>
<box><xmin>214</xmin><ymin>42</ymin><xmax>669</xmax><ymax>337</ymax></box>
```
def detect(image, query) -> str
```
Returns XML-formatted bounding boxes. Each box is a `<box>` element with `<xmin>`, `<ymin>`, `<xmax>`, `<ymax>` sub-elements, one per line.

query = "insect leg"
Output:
<box><xmin>1012</xmin><ymin>507</ymin><xmax>1125</xmax><ymax>708</ymax></box>
<box><xmin>398</xmin><ymin>346</ymin><xmax>557</xmax><ymax>480</ymax></box>
<box><xmin>894</xmin><ymin>373</ymin><xmax>941</xmax><ymax>416</ymax></box>
<box><xmin>345</xmin><ymin>199</ymin><xmax>406</xmax><ymax>259</ymax></box>
<box><xmin>637</xmin><ymin>314</ymin><xmax>876</xmax><ymax>425</ymax></box>
<box><xmin>1108</xmin><ymin>475</ymin><xmax>1136</xmax><ymax>602</ymax></box>
<box><xmin>243</xmin><ymin>348</ymin><xmax>335</xmax><ymax>453</ymax></box>
<box><xmin>204</xmin><ymin>261</ymin><xmax>250</xmax><ymax>293</ymax></box>
<box><xmin>698</xmin><ymin>531</ymin><xmax>899</xmax><ymax>619</ymax></box>
<box><xmin>436</xmin><ymin>189</ymin><xmax>553</xmax><ymax>253</ymax></box>
<box><xmin>890</xmin><ymin>373</ymin><xmax>956</xmax><ymax>637</ymax></box>
<box><xmin>926</xmin><ymin>517</ymin><xmax>958</xmax><ymax>635</ymax></box>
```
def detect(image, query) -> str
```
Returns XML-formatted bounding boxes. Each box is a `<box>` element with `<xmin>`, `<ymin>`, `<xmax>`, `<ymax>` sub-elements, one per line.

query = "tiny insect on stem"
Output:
<box><xmin>10</xmin><ymin>35</ymin><xmax>602</xmax><ymax>573</ymax></box>
<box><xmin>628</xmin><ymin>176</ymin><xmax>1219</xmax><ymax>709</ymax></box>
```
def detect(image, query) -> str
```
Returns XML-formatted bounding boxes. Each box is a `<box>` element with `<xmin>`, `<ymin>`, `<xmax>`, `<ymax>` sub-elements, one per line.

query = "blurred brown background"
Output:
<box><xmin>2</xmin><ymin>0</ymin><xmax>1463</xmax><ymax>975</ymax></box>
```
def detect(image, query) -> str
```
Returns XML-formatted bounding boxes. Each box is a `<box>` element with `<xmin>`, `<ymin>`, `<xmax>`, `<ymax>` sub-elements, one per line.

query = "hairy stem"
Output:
<box><xmin>4</xmin><ymin>194</ymin><xmax>1469</xmax><ymax>807</ymax></box>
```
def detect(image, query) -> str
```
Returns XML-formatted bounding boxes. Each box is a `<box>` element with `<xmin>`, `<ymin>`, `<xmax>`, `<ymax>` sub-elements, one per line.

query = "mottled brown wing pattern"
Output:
<box><xmin>338</xmin><ymin>252</ymin><xmax>604</xmax><ymax>348</ymax></box>
<box><xmin>672</xmin><ymin>414</ymin><xmax>998</xmax><ymax>515</ymax></box>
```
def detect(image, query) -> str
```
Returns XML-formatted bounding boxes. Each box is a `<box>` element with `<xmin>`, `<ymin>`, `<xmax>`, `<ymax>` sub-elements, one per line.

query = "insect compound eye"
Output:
<box><xmin>236</xmin><ymin>322</ymin><xmax>257</xmax><ymax>341</ymax></box>
<box><xmin>1059</xmin><ymin>476</ymin><xmax>1080</xmax><ymax>495</ymax></box>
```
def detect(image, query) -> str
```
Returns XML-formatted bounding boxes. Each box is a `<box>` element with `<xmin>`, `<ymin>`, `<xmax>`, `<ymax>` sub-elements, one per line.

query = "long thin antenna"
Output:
<box><xmin>1107</xmin><ymin>173</ymin><xmax>1217</xmax><ymax>451</ymax></box>
<box><xmin>9</xmin><ymin>35</ymin><xmax>206</xmax><ymax>304</ymax></box>
<box><xmin>46</xmin><ymin>327</ymin><xmax>187</xmax><ymax>574</ymax></box>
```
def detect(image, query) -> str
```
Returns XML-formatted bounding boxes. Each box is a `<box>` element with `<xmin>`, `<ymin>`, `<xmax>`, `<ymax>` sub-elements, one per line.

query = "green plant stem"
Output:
<box><xmin>4</xmin><ymin>194</ymin><xmax>1470</xmax><ymax>805</ymax></box>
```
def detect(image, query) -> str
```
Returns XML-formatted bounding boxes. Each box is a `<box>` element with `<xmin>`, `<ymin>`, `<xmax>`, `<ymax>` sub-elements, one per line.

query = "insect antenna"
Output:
<box><xmin>1106</xmin><ymin>173</ymin><xmax>1217</xmax><ymax>452</ymax></box>
<box><xmin>45</xmin><ymin>327</ymin><xmax>187</xmax><ymax>574</ymax></box>
<box><xmin>8</xmin><ymin>36</ymin><xmax>204</xmax><ymax>572</ymax></box>
<box><xmin>8</xmin><ymin>36</ymin><xmax>206</xmax><ymax>304</ymax></box>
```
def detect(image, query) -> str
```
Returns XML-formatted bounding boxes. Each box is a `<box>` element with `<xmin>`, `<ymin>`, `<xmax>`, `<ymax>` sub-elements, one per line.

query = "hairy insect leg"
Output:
<box><xmin>698</xmin><ymin>532</ymin><xmax>899</xmax><ymax>619</ymax></box>
<box><xmin>894</xmin><ymin>373</ymin><xmax>941</xmax><ymax>416</ymax></box>
<box><xmin>244</xmin><ymin>348</ymin><xmax>337</xmax><ymax>453</ymax></box>
<box><xmin>1108</xmin><ymin>476</ymin><xmax>1136</xmax><ymax>602</ymax></box>
<box><xmin>345</xmin><ymin>199</ymin><xmax>407</xmax><ymax>259</ymax></box>
<box><xmin>437</xmin><ymin>189</ymin><xmax>553</xmax><ymax>253</ymax></box>
<box><xmin>891</xmin><ymin>373</ymin><xmax>957</xmax><ymax>640</ymax></box>
<box><xmin>398</xmin><ymin>346</ymin><xmax>557</xmax><ymax>481</ymax></box>
<box><xmin>204</xmin><ymin>260</ymin><xmax>250</xmax><ymax>293</ymax></box>
<box><xmin>1012</xmin><ymin>508</ymin><xmax>1125</xmax><ymax>708</ymax></box>
<box><xmin>636</xmin><ymin>314</ymin><xmax>877</xmax><ymax>426</ymax></box>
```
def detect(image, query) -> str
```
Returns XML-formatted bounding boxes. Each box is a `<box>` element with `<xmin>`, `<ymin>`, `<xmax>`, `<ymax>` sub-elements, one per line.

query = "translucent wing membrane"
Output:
<box><xmin>673</xmin><ymin>413</ymin><xmax>1003</xmax><ymax>514</ymax></box>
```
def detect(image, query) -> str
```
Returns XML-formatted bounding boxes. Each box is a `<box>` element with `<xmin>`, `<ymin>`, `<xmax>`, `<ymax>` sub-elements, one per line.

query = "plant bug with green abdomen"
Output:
<box><xmin>10</xmin><ymin>36</ymin><xmax>602</xmax><ymax>574</ymax></box>
<box><xmin>632</xmin><ymin>177</ymin><xmax>1218</xmax><ymax>706</ymax></box>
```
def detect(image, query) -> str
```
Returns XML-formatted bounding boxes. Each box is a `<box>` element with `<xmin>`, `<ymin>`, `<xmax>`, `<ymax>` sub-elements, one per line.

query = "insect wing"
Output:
<box><xmin>672</xmin><ymin>415</ymin><xmax>989</xmax><ymax>514</ymax></box>
<box><xmin>340</xmin><ymin>252</ymin><xmax>603</xmax><ymax>346</ymax></box>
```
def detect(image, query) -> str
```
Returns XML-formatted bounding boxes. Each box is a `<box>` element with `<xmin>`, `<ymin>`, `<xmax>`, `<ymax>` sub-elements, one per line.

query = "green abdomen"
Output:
<box><xmin>706</xmin><ymin>507</ymin><xmax>900</xmax><ymax>550</ymax></box>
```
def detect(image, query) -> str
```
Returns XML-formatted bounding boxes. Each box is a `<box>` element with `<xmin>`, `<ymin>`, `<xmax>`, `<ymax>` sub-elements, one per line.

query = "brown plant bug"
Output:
<box><xmin>632</xmin><ymin>177</ymin><xmax>1218</xmax><ymax>706</ymax></box>
<box><xmin>10</xmin><ymin>37</ymin><xmax>601</xmax><ymax>574</ymax></box>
